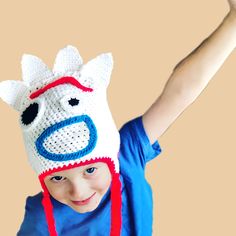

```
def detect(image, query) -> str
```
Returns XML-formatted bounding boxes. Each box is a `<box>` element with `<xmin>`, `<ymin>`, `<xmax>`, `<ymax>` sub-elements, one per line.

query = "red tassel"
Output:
<box><xmin>110</xmin><ymin>173</ymin><xmax>122</xmax><ymax>236</ymax></box>
<box><xmin>40</xmin><ymin>179</ymin><xmax>58</xmax><ymax>236</ymax></box>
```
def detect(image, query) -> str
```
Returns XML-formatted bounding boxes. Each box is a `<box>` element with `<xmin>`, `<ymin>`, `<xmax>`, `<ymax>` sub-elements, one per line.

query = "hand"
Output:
<box><xmin>227</xmin><ymin>0</ymin><xmax>236</xmax><ymax>21</ymax></box>
<box><xmin>228</xmin><ymin>0</ymin><xmax>236</xmax><ymax>12</ymax></box>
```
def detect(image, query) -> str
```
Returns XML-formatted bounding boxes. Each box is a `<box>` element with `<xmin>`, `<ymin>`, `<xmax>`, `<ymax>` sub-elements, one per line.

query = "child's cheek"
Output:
<box><xmin>48</xmin><ymin>184</ymin><xmax>67</xmax><ymax>202</ymax></box>
<box><xmin>91</xmin><ymin>174</ymin><xmax>111</xmax><ymax>192</ymax></box>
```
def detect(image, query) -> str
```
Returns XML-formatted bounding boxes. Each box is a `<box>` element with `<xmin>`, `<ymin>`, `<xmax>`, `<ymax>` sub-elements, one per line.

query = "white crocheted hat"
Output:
<box><xmin>0</xmin><ymin>45</ymin><xmax>122</xmax><ymax>236</ymax></box>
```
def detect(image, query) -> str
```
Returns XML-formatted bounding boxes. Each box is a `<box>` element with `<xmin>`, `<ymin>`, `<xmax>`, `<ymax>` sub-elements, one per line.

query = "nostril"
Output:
<box><xmin>68</xmin><ymin>98</ymin><xmax>80</xmax><ymax>106</ymax></box>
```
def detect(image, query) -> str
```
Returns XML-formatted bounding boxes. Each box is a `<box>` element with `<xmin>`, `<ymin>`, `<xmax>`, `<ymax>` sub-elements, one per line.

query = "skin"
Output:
<box><xmin>46</xmin><ymin>0</ymin><xmax>236</xmax><ymax>215</ymax></box>
<box><xmin>44</xmin><ymin>162</ymin><xmax>111</xmax><ymax>213</ymax></box>
<box><xmin>143</xmin><ymin>2</ymin><xmax>236</xmax><ymax>144</ymax></box>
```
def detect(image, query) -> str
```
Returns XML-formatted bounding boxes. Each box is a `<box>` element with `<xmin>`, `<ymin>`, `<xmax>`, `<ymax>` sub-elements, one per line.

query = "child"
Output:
<box><xmin>1</xmin><ymin>1</ymin><xmax>236</xmax><ymax>235</ymax></box>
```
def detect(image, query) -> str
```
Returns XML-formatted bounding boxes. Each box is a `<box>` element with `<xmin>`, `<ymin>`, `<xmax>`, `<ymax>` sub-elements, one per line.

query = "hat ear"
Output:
<box><xmin>80</xmin><ymin>52</ymin><xmax>114</xmax><ymax>89</ymax></box>
<box><xmin>53</xmin><ymin>45</ymin><xmax>83</xmax><ymax>75</ymax></box>
<box><xmin>21</xmin><ymin>54</ymin><xmax>53</xmax><ymax>86</ymax></box>
<box><xmin>0</xmin><ymin>80</ymin><xmax>28</xmax><ymax>111</ymax></box>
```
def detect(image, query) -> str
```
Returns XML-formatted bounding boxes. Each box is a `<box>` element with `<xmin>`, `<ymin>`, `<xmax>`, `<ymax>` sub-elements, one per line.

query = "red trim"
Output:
<box><xmin>39</xmin><ymin>176</ymin><xmax>57</xmax><ymax>236</ymax></box>
<box><xmin>39</xmin><ymin>157</ymin><xmax>122</xmax><ymax>236</ymax></box>
<box><xmin>110</xmin><ymin>173</ymin><xmax>122</xmax><ymax>236</ymax></box>
<box><xmin>39</xmin><ymin>158</ymin><xmax>115</xmax><ymax>180</ymax></box>
<box><xmin>41</xmin><ymin>189</ymin><xmax>58</xmax><ymax>236</ymax></box>
<box><xmin>30</xmin><ymin>76</ymin><xmax>93</xmax><ymax>99</ymax></box>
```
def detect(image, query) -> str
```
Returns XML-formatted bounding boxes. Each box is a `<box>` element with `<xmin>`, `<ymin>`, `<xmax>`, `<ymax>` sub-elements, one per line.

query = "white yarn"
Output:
<box><xmin>21</xmin><ymin>54</ymin><xmax>54</xmax><ymax>86</ymax></box>
<box><xmin>0</xmin><ymin>45</ymin><xmax>120</xmax><ymax>175</ymax></box>
<box><xmin>53</xmin><ymin>45</ymin><xmax>83</xmax><ymax>75</ymax></box>
<box><xmin>0</xmin><ymin>80</ymin><xmax>28</xmax><ymax>111</ymax></box>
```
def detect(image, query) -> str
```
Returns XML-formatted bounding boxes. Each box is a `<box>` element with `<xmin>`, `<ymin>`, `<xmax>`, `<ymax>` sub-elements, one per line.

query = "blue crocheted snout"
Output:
<box><xmin>35</xmin><ymin>115</ymin><xmax>97</xmax><ymax>162</ymax></box>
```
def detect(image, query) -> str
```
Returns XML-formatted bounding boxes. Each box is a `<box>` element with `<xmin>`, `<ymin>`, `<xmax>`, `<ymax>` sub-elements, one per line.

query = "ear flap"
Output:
<box><xmin>80</xmin><ymin>53</ymin><xmax>114</xmax><ymax>89</ymax></box>
<box><xmin>0</xmin><ymin>80</ymin><xmax>28</xmax><ymax>111</ymax></box>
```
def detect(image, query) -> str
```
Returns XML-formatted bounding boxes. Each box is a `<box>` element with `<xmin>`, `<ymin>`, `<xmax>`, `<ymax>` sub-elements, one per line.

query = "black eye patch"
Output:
<box><xmin>68</xmin><ymin>98</ymin><xmax>80</xmax><ymax>106</ymax></box>
<box><xmin>21</xmin><ymin>103</ymin><xmax>39</xmax><ymax>125</ymax></box>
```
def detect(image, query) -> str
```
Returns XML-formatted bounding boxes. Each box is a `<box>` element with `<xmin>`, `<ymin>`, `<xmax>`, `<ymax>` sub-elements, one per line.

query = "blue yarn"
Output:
<box><xmin>36</xmin><ymin>115</ymin><xmax>97</xmax><ymax>162</ymax></box>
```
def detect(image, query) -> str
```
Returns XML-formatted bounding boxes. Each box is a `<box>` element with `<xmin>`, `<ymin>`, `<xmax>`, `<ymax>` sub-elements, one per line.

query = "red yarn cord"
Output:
<box><xmin>110</xmin><ymin>173</ymin><xmax>122</xmax><ymax>236</ymax></box>
<box><xmin>40</xmin><ymin>178</ymin><xmax>58</xmax><ymax>236</ymax></box>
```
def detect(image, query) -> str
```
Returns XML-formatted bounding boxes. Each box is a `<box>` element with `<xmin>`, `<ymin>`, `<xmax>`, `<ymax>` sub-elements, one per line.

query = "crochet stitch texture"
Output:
<box><xmin>0</xmin><ymin>45</ymin><xmax>120</xmax><ymax>175</ymax></box>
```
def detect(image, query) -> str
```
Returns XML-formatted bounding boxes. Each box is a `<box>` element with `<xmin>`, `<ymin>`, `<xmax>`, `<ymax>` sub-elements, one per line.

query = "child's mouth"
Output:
<box><xmin>71</xmin><ymin>192</ymin><xmax>96</xmax><ymax>206</ymax></box>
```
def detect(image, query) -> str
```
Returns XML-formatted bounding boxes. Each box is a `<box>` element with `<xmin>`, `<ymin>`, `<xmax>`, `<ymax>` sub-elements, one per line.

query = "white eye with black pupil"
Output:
<box><xmin>21</xmin><ymin>103</ymin><xmax>39</xmax><ymax>125</ymax></box>
<box><xmin>60</xmin><ymin>94</ymin><xmax>83</xmax><ymax>113</ymax></box>
<box><xmin>68</xmin><ymin>98</ymin><xmax>80</xmax><ymax>106</ymax></box>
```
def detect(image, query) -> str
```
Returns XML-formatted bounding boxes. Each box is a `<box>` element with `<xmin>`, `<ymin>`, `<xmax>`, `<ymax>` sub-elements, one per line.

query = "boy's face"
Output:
<box><xmin>44</xmin><ymin>162</ymin><xmax>111</xmax><ymax>213</ymax></box>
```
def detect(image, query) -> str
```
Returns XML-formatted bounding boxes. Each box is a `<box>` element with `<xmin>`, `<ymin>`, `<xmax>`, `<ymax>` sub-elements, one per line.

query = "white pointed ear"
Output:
<box><xmin>0</xmin><ymin>80</ymin><xmax>28</xmax><ymax>111</ymax></box>
<box><xmin>21</xmin><ymin>54</ymin><xmax>53</xmax><ymax>86</ymax></box>
<box><xmin>53</xmin><ymin>45</ymin><xmax>83</xmax><ymax>75</ymax></box>
<box><xmin>80</xmin><ymin>53</ymin><xmax>113</xmax><ymax>88</ymax></box>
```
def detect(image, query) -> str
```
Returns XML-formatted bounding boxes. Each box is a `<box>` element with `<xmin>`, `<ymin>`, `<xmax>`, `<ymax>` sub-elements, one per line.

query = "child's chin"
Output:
<box><xmin>70</xmin><ymin>200</ymin><xmax>100</xmax><ymax>214</ymax></box>
<box><xmin>71</xmin><ymin>204</ymin><xmax>98</xmax><ymax>213</ymax></box>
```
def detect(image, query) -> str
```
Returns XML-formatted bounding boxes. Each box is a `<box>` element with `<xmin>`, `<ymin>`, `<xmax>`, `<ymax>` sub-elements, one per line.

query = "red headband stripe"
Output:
<box><xmin>30</xmin><ymin>76</ymin><xmax>93</xmax><ymax>99</ymax></box>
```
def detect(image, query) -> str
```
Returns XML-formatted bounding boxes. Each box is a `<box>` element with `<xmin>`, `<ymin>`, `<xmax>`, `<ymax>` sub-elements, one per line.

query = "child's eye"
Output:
<box><xmin>50</xmin><ymin>176</ymin><xmax>66</xmax><ymax>183</ymax></box>
<box><xmin>85</xmin><ymin>167</ymin><xmax>97</xmax><ymax>175</ymax></box>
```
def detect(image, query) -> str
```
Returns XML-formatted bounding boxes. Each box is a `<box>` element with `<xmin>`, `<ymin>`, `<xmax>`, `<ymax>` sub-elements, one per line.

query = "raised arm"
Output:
<box><xmin>143</xmin><ymin>3</ymin><xmax>236</xmax><ymax>144</ymax></box>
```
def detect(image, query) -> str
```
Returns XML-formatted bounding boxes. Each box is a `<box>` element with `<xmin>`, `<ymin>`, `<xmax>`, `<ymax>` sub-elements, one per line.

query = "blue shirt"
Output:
<box><xmin>17</xmin><ymin>116</ymin><xmax>162</xmax><ymax>236</ymax></box>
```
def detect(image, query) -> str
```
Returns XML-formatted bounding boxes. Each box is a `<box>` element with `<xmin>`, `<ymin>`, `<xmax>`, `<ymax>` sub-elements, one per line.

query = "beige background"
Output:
<box><xmin>0</xmin><ymin>0</ymin><xmax>236</xmax><ymax>235</ymax></box>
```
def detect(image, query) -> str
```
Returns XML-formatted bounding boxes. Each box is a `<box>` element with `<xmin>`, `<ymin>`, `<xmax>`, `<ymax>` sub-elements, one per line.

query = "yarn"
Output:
<box><xmin>0</xmin><ymin>45</ymin><xmax>122</xmax><ymax>236</ymax></box>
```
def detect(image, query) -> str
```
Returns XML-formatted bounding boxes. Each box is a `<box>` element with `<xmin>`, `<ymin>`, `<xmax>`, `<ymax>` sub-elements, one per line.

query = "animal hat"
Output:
<box><xmin>0</xmin><ymin>45</ymin><xmax>122</xmax><ymax>236</ymax></box>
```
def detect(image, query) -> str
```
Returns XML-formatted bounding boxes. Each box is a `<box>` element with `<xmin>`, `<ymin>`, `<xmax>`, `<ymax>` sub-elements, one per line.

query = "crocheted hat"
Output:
<box><xmin>0</xmin><ymin>45</ymin><xmax>121</xmax><ymax>236</ymax></box>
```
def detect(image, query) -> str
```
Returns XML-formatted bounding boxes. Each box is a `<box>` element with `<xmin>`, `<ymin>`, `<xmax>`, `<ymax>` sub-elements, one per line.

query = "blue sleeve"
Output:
<box><xmin>17</xmin><ymin>193</ymin><xmax>49</xmax><ymax>236</ymax></box>
<box><xmin>119</xmin><ymin>116</ymin><xmax>162</xmax><ymax>169</ymax></box>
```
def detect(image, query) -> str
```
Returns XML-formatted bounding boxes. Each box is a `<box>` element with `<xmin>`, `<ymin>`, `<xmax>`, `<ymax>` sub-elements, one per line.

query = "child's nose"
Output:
<box><xmin>69</xmin><ymin>179</ymin><xmax>90</xmax><ymax>200</ymax></box>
